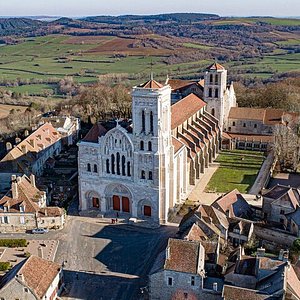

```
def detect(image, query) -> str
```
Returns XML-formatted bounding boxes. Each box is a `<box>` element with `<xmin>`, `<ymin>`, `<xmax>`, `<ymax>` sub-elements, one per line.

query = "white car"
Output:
<box><xmin>31</xmin><ymin>228</ymin><xmax>49</xmax><ymax>234</ymax></box>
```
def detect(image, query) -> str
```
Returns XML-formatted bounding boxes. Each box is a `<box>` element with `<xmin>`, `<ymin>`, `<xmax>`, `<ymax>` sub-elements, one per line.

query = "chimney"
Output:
<box><xmin>256</xmin><ymin>247</ymin><xmax>265</xmax><ymax>258</ymax></box>
<box><xmin>38</xmin><ymin>246</ymin><xmax>44</xmax><ymax>259</ymax></box>
<box><xmin>24</xmin><ymin>130</ymin><xmax>29</xmax><ymax>137</ymax></box>
<box><xmin>30</xmin><ymin>174</ymin><xmax>36</xmax><ymax>188</ymax></box>
<box><xmin>213</xmin><ymin>282</ymin><xmax>218</xmax><ymax>292</ymax></box>
<box><xmin>6</xmin><ymin>142</ymin><xmax>12</xmax><ymax>151</ymax></box>
<box><xmin>283</xmin><ymin>250</ymin><xmax>289</xmax><ymax>262</ymax></box>
<box><xmin>16</xmin><ymin>273</ymin><xmax>24</xmax><ymax>282</ymax></box>
<box><xmin>279</xmin><ymin>249</ymin><xmax>284</xmax><ymax>261</ymax></box>
<box><xmin>21</xmin><ymin>145</ymin><xmax>27</xmax><ymax>154</ymax></box>
<box><xmin>11</xmin><ymin>178</ymin><xmax>18</xmax><ymax>199</ymax></box>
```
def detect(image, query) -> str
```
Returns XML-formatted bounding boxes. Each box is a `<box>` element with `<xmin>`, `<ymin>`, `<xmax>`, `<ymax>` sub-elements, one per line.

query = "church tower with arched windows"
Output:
<box><xmin>131</xmin><ymin>79</ymin><xmax>172</xmax><ymax>223</ymax></box>
<box><xmin>204</xmin><ymin>62</ymin><xmax>235</xmax><ymax>131</ymax></box>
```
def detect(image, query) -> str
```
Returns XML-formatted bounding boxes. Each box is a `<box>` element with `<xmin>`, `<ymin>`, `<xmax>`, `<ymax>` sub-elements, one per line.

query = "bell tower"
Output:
<box><xmin>204</xmin><ymin>62</ymin><xmax>227</xmax><ymax>131</ymax></box>
<box><xmin>131</xmin><ymin>79</ymin><xmax>172</xmax><ymax>223</ymax></box>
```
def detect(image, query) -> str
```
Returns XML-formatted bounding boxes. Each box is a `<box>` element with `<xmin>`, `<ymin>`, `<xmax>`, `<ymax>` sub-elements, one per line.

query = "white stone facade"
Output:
<box><xmin>78</xmin><ymin>64</ymin><xmax>236</xmax><ymax>224</ymax></box>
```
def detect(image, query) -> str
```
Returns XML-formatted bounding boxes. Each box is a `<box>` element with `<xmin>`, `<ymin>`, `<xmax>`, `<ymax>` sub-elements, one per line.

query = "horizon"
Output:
<box><xmin>0</xmin><ymin>0</ymin><xmax>299</xmax><ymax>18</ymax></box>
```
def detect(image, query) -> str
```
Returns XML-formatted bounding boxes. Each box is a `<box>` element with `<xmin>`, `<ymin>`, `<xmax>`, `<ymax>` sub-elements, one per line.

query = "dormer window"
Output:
<box><xmin>20</xmin><ymin>205</ymin><xmax>24</xmax><ymax>213</ymax></box>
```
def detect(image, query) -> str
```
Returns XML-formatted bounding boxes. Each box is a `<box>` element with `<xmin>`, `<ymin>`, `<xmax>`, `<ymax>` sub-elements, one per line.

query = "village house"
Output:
<box><xmin>0</xmin><ymin>174</ymin><xmax>65</xmax><ymax>232</ymax></box>
<box><xmin>39</xmin><ymin>115</ymin><xmax>80</xmax><ymax>146</ymax></box>
<box><xmin>262</xmin><ymin>184</ymin><xmax>300</xmax><ymax>226</ymax></box>
<box><xmin>0</xmin><ymin>122</ymin><xmax>62</xmax><ymax>180</ymax></box>
<box><xmin>0</xmin><ymin>255</ymin><xmax>64</xmax><ymax>299</ymax></box>
<box><xmin>149</xmin><ymin>238</ymin><xmax>221</xmax><ymax>300</ymax></box>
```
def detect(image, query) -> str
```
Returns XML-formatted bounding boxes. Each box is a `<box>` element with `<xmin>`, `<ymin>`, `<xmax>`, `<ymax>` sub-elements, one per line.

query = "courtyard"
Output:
<box><xmin>205</xmin><ymin>149</ymin><xmax>265</xmax><ymax>193</ymax></box>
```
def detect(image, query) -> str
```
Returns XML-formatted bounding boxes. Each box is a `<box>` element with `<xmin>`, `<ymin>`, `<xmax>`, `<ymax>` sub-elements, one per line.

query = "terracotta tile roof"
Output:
<box><xmin>227</xmin><ymin>133</ymin><xmax>274</xmax><ymax>143</ymax></box>
<box><xmin>186</xmin><ymin>223</ymin><xmax>208</xmax><ymax>242</ymax></box>
<box><xmin>0</xmin><ymin>123</ymin><xmax>61</xmax><ymax>173</ymax></box>
<box><xmin>222</xmin><ymin>285</ymin><xmax>269</xmax><ymax>300</ymax></box>
<box><xmin>258</xmin><ymin>257</ymin><xmax>284</xmax><ymax>270</ymax></box>
<box><xmin>287</xmin><ymin>265</ymin><xmax>300</xmax><ymax>298</ymax></box>
<box><xmin>172</xmin><ymin>136</ymin><xmax>185</xmax><ymax>154</ymax></box>
<box><xmin>139</xmin><ymin>79</ymin><xmax>163</xmax><ymax>89</ymax></box>
<box><xmin>198</xmin><ymin>79</ymin><xmax>205</xmax><ymax>88</ymax></box>
<box><xmin>82</xmin><ymin>123</ymin><xmax>107</xmax><ymax>143</ymax></box>
<box><xmin>206</xmin><ymin>62</ymin><xmax>225</xmax><ymax>71</ymax></box>
<box><xmin>167</xmin><ymin>79</ymin><xmax>195</xmax><ymax>91</ymax></box>
<box><xmin>229</xmin><ymin>107</ymin><xmax>266</xmax><ymax>121</ymax></box>
<box><xmin>164</xmin><ymin>238</ymin><xmax>201</xmax><ymax>274</ymax></box>
<box><xmin>18</xmin><ymin>256</ymin><xmax>61</xmax><ymax>298</ymax></box>
<box><xmin>171</xmin><ymin>93</ymin><xmax>206</xmax><ymax>129</ymax></box>
<box><xmin>212</xmin><ymin>189</ymin><xmax>252</xmax><ymax>218</ymax></box>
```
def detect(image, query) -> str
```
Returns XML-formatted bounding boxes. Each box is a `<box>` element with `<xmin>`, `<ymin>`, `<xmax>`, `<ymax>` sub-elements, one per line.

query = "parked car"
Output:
<box><xmin>31</xmin><ymin>228</ymin><xmax>49</xmax><ymax>234</ymax></box>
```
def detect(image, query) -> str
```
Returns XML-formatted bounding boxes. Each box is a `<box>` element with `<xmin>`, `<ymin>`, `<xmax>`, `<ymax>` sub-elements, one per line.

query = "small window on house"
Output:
<box><xmin>228</xmin><ymin>127</ymin><xmax>231</xmax><ymax>132</ymax></box>
<box><xmin>141</xmin><ymin>170</ymin><xmax>146</xmax><ymax>179</ymax></box>
<box><xmin>87</xmin><ymin>163</ymin><xmax>91</xmax><ymax>172</ymax></box>
<box><xmin>140</xmin><ymin>141</ymin><xmax>144</xmax><ymax>151</ymax></box>
<box><xmin>93</xmin><ymin>164</ymin><xmax>98</xmax><ymax>173</ymax></box>
<box><xmin>191</xmin><ymin>276</ymin><xmax>195</xmax><ymax>286</ymax></box>
<box><xmin>233</xmin><ymin>121</ymin><xmax>236</xmax><ymax>126</ymax></box>
<box><xmin>280</xmin><ymin>210</ymin><xmax>285</xmax><ymax>215</ymax></box>
<box><xmin>254</xmin><ymin>124</ymin><xmax>257</xmax><ymax>128</ymax></box>
<box><xmin>168</xmin><ymin>277</ymin><xmax>173</xmax><ymax>286</ymax></box>
<box><xmin>243</xmin><ymin>123</ymin><xmax>246</xmax><ymax>127</ymax></box>
<box><xmin>148</xmin><ymin>141</ymin><xmax>152</xmax><ymax>151</ymax></box>
<box><xmin>184</xmin><ymin>293</ymin><xmax>188</xmax><ymax>299</ymax></box>
<box><xmin>149</xmin><ymin>171</ymin><xmax>153</xmax><ymax>180</ymax></box>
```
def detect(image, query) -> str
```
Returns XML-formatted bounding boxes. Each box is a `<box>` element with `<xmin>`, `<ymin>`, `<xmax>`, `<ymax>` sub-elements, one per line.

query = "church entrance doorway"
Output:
<box><xmin>113</xmin><ymin>195</ymin><xmax>121</xmax><ymax>211</ymax></box>
<box><xmin>144</xmin><ymin>205</ymin><xmax>152</xmax><ymax>217</ymax></box>
<box><xmin>92</xmin><ymin>197</ymin><xmax>100</xmax><ymax>209</ymax></box>
<box><xmin>122</xmin><ymin>197</ymin><xmax>130</xmax><ymax>213</ymax></box>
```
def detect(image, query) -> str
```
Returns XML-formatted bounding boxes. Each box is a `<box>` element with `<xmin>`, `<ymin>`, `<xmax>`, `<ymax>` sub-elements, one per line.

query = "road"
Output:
<box><xmin>0</xmin><ymin>215</ymin><xmax>177</xmax><ymax>300</ymax></box>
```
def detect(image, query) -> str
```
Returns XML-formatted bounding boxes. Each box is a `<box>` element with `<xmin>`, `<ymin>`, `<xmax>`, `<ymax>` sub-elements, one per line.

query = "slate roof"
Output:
<box><xmin>171</xmin><ymin>93</ymin><xmax>206</xmax><ymax>129</ymax></box>
<box><xmin>164</xmin><ymin>238</ymin><xmax>201</xmax><ymax>274</ymax></box>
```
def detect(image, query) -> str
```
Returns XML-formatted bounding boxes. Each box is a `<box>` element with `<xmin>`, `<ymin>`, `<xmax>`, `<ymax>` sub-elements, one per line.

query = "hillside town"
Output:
<box><xmin>0</xmin><ymin>57</ymin><xmax>299</xmax><ymax>300</ymax></box>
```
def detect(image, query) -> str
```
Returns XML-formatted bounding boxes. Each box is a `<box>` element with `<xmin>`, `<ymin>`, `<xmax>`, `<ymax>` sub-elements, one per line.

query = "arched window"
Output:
<box><xmin>141</xmin><ymin>170</ymin><xmax>146</xmax><ymax>179</ymax></box>
<box><xmin>87</xmin><ymin>163</ymin><xmax>91</xmax><ymax>172</ymax></box>
<box><xmin>111</xmin><ymin>154</ymin><xmax>115</xmax><ymax>174</ymax></box>
<box><xmin>140</xmin><ymin>141</ymin><xmax>144</xmax><ymax>151</ymax></box>
<box><xmin>142</xmin><ymin>110</ymin><xmax>145</xmax><ymax>133</ymax></box>
<box><xmin>116</xmin><ymin>152</ymin><xmax>120</xmax><ymax>175</ymax></box>
<box><xmin>211</xmin><ymin>108</ymin><xmax>215</xmax><ymax>116</ymax></box>
<box><xmin>149</xmin><ymin>171</ymin><xmax>153</xmax><ymax>180</ymax></box>
<box><xmin>150</xmin><ymin>111</ymin><xmax>154</xmax><ymax>133</ymax></box>
<box><xmin>210</xmin><ymin>74</ymin><xmax>213</xmax><ymax>84</ymax></box>
<box><xmin>148</xmin><ymin>141</ymin><xmax>152</xmax><ymax>151</ymax></box>
<box><xmin>215</xmin><ymin>88</ymin><xmax>219</xmax><ymax>98</ymax></box>
<box><xmin>93</xmin><ymin>164</ymin><xmax>98</xmax><ymax>173</ymax></box>
<box><xmin>106</xmin><ymin>159</ymin><xmax>110</xmax><ymax>173</ymax></box>
<box><xmin>215</xmin><ymin>74</ymin><xmax>218</xmax><ymax>84</ymax></box>
<box><xmin>208</xmin><ymin>88</ymin><xmax>212</xmax><ymax>98</ymax></box>
<box><xmin>127</xmin><ymin>161</ymin><xmax>131</xmax><ymax>177</ymax></box>
<box><xmin>122</xmin><ymin>156</ymin><xmax>126</xmax><ymax>176</ymax></box>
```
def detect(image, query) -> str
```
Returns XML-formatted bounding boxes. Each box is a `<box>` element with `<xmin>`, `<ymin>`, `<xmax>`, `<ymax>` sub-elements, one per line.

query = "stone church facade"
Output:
<box><xmin>78</xmin><ymin>63</ymin><xmax>236</xmax><ymax>224</ymax></box>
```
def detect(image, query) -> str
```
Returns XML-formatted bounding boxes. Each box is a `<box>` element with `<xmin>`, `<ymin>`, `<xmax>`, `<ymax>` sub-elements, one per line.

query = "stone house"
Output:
<box><xmin>262</xmin><ymin>184</ymin><xmax>300</xmax><ymax>226</ymax></box>
<box><xmin>0</xmin><ymin>255</ymin><xmax>64</xmax><ymax>299</ymax></box>
<box><xmin>0</xmin><ymin>123</ymin><xmax>62</xmax><ymax>177</ymax></box>
<box><xmin>212</xmin><ymin>189</ymin><xmax>253</xmax><ymax>219</ymax></box>
<box><xmin>39</xmin><ymin>115</ymin><xmax>80</xmax><ymax>146</ymax></box>
<box><xmin>149</xmin><ymin>238</ymin><xmax>221</xmax><ymax>300</ymax></box>
<box><xmin>0</xmin><ymin>174</ymin><xmax>65</xmax><ymax>232</ymax></box>
<box><xmin>228</xmin><ymin>219</ymin><xmax>254</xmax><ymax>247</ymax></box>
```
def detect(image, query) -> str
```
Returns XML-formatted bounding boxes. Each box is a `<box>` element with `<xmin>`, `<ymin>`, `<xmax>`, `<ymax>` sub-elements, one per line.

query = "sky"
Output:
<box><xmin>0</xmin><ymin>0</ymin><xmax>299</xmax><ymax>18</ymax></box>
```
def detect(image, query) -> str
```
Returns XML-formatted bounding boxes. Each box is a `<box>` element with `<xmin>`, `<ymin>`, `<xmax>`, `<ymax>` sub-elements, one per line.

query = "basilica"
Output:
<box><xmin>78</xmin><ymin>62</ymin><xmax>236</xmax><ymax>224</ymax></box>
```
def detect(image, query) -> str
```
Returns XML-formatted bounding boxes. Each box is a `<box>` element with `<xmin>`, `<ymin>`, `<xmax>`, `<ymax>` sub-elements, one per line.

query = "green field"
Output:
<box><xmin>205</xmin><ymin>150</ymin><xmax>265</xmax><ymax>193</ymax></box>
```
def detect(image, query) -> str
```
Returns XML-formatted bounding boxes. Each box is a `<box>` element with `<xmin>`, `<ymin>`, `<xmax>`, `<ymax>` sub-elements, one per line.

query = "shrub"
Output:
<box><xmin>0</xmin><ymin>262</ymin><xmax>10</xmax><ymax>272</ymax></box>
<box><xmin>0</xmin><ymin>239</ymin><xmax>27</xmax><ymax>248</ymax></box>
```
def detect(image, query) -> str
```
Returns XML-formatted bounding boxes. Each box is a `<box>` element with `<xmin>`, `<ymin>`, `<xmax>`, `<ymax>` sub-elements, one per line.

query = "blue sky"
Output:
<box><xmin>0</xmin><ymin>0</ymin><xmax>299</xmax><ymax>17</ymax></box>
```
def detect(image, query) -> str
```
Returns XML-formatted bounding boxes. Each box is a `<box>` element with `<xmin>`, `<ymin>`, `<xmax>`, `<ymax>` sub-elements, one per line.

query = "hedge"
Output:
<box><xmin>0</xmin><ymin>239</ymin><xmax>27</xmax><ymax>248</ymax></box>
<box><xmin>0</xmin><ymin>262</ymin><xmax>10</xmax><ymax>272</ymax></box>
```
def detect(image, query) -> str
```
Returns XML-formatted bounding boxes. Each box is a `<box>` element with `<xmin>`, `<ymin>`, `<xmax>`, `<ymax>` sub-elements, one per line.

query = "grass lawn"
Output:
<box><xmin>205</xmin><ymin>150</ymin><xmax>265</xmax><ymax>193</ymax></box>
